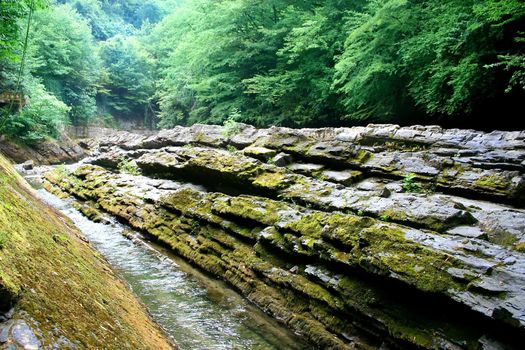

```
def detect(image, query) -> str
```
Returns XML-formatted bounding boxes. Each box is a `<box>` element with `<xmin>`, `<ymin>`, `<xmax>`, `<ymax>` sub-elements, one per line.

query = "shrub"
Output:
<box><xmin>221</xmin><ymin>109</ymin><xmax>241</xmax><ymax>138</ymax></box>
<box><xmin>117</xmin><ymin>157</ymin><xmax>141</xmax><ymax>175</ymax></box>
<box><xmin>402</xmin><ymin>173</ymin><xmax>422</xmax><ymax>193</ymax></box>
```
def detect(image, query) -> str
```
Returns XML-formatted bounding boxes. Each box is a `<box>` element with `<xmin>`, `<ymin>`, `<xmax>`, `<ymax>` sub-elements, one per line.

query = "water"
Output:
<box><xmin>34</xmin><ymin>188</ymin><xmax>311</xmax><ymax>350</ymax></box>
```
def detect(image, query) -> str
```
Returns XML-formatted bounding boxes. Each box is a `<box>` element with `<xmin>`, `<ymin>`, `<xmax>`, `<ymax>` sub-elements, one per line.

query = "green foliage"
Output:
<box><xmin>57</xmin><ymin>0</ymin><xmax>180</xmax><ymax>40</ymax></box>
<box><xmin>334</xmin><ymin>0</ymin><xmax>525</xmax><ymax>122</ymax></box>
<box><xmin>117</xmin><ymin>157</ymin><xmax>141</xmax><ymax>175</ymax></box>
<box><xmin>0</xmin><ymin>79</ymin><xmax>69</xmax><ymax>144</ymax></box>
<box><xmin>402</xmin><ymin>173</ymin><xmax>422</xmax><ymax>193</ymax></box>
<box><xmin>2</xmin><ymin>0</ymin><xmax>525</xmax><ymax>138</ymax></box>
<box><xmin>145</xmin><ymin>0</ymin><xmax>524</xmax><ymax>128</ymax></box>
<box><xmin>485</xmin><ymin>30</ymin><xmax>525</xmax><ymax>93</ymax></box>
<box><xmin>55</xmin><ymin>164</ymin><xmax>68</xmax><ymax>176</ymax></box>
<box><xmin>243</xmin><ymin>2</ymin><xmax>353</xmax><ymax>126</ymax></box>
<box><xmin>98</xmin><ymin>35</ymin><xmax>154</xmax><ymax>120</ymax></box>
<box><xmin>222</xmin><ymin>114</ymin><xmax>241</xmax><ymax>139</ymax></box>
<box><xmin>379</xmin><ymin>214</ymin><xmax>390</xmax><ymax>222</ymax></box>
<box><xmin>28</xmin><ymin>4</ymin><xmax>100</xmax><ymax>126</ymax></box>
<box><xmin>0</xmin><ymin>0</ymin><xmax>48</xmax><ymax>62</ymax></box>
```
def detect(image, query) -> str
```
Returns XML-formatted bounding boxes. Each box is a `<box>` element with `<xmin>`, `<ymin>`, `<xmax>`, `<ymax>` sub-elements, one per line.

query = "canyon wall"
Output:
<box><xmin>45</xmin><ymin>124</ymin><xmax>525</xmax><ymax>349</ymax></box>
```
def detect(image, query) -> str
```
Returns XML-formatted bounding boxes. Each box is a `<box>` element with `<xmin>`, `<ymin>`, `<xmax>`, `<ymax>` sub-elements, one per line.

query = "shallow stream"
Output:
<box><xmin>31</xmin><ymin>184</ymin><xmax>311</xmax><ymax>350</ymax></box>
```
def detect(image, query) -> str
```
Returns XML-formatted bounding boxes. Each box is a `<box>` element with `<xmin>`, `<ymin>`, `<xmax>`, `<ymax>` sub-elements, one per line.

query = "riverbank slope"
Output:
<box><xmin>0</xmin><ymin>153</ymin><xmax>174</xmax><ymax>349</ymax></box>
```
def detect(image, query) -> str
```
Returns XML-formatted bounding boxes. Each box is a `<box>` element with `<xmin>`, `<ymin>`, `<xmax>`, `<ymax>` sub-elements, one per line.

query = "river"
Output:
<box><xmin>29</xmin><ymin>178</ymin><xmax>311</xmax><ymax>350</ymax></box>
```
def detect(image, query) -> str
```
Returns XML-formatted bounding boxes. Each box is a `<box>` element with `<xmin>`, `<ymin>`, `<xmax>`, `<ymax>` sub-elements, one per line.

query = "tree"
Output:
<box><xmin>0</xmin><ymin>78</ymin><xmax>69</xmax><ymax>144</ymax></box>
<box><xmin>27</xmin><ymin>4</ymin><xmax>100</xmax><ymax>125</ymax></box>
<box><xmin>244</xmin><ymin>1</ymin><xmax>367</xmax><ymax>126</ymax></box>
<box><xmin>147</xmin><ymin>0</ymin><xmax>312</xmax><ymax>127</ymax></box>
<box><xmin>0</xmin><ymin>0</ymin><xmax>47</xmax><ymax>62</ymax></box>
<box><xmin>98</xmin><ymin>35</ymin><xmax>154</xmax><ymax>121</ymax></box>
<box><xmin>333</xmin><ymin>0</ymin><xmax>525</xmax><ymax>124</ymax></box>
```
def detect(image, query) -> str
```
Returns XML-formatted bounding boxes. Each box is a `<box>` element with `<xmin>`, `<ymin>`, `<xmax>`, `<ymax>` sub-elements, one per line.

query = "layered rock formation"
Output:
<box><xmin>44</xmin><ymin>124</ymin><xmax>525</xmax><ymax>349</ymax></box>
<box><xmin>0</xmin><ymin>132</ymin><xmax>85</xmax><ymax>165</ymax></box>
<box><xmin>0</xmin><ymin>154</ymin><xmax>174</xmax><ymax>349</ymax></box>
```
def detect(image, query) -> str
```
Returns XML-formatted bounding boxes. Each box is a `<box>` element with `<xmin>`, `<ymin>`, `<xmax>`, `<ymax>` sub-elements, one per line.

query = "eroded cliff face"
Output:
<box><xmin>0</xmin><ymin>154</ymin><xmax>174</xmax><ymax>349</ymax></box>
<box><xmin>0</xmin><ymin>132</ymin><xmax>85</xmax><ymax>165</ymax></box>
<box><xmin>44</xmin><ymin>124</ymin><xmax>525</xmax><ymax>349</ymax></box>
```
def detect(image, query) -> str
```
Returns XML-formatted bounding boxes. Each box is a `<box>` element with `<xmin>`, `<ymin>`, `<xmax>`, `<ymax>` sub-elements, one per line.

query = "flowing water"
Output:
<box><xmin>31</xmin><ymin>185</ymin><xmax>312</xmax><ymax>350</ymax></box>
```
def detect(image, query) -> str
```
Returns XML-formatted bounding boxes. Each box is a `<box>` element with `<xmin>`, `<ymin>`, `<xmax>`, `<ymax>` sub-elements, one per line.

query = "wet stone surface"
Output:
<box><xmin>0</xmin><ymin>319</ymin><xmax>41</xmax><ymax>350</ymax></box>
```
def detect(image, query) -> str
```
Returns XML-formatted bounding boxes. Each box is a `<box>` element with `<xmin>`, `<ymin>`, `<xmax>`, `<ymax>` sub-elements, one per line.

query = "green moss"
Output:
<box><xmin>194</xmin><ymin>131</ymin><xmax>206</xmax><ymax>143</ymax></box>
<box><xmin>42</xmin><ymin>181</ymin><xmax>70</xmax><ymax>199</ymax></box>
<box><xmin>359</xmin><ymin>224</ymin><xmax>461</xmax><ymax>292</ymax></box>
<box><xmin>265</xmin><ymin>268</ymin><xmax>342</xmax><ymax>311</ymax></box>
<box><xmin>243</xmin><ymin>146</ymin><xmax>277</xmax><ymax>161</ymax></box>
<box><xmin>515</xmin><ymin>241</ymin><xmax>525</xmax><ymax>252</ymax></box>
<box><xmin>490</xmin><ymin>230</ymin><xmax>519</xmax><ymax>247</ymax></box>
<box><xmin>212</xmin><ymin>195</ymin><xmax>287</xmax><ymax>226</ymax></box>
<box><xmin>187</xmin><ymin>149</ymin><xmax>260</xmax><ymax>179</ymax></box>
<box><xmin>311</xmin><ymin>172</ymin><xmax>327</xmax><ymax>181</ymax></box>
<box><xmin>252</xmin><ymin>170</ymin><xmax>290</xmax><ymax>190</ymax></box>
<box><xmin>352</xmin><ymin>149</ymin><xmax>373</xmax><ymax>164</ymax></box>
<box><xmin>45</xmin><ymin>158</ymin><xmax>493</xmax><ymax>349</ymax></box>
<box><xmin>0</xmin><ymin>231</ymin><xmax>7</xmax><ymax>249</ymax></box>
<box><xmin>437</xmin><ymin>163</ymin><xmax>465</xmax><ymax>184</ymax></box>
<box><xmin>0</xmin><ymin>154</ymin><xmax>172</xmax><ymax>349</ymax></box>
<box><xmin>474</xmin><ymin>174</ymin><xmax>511</xmax><ymax>193</ymax></box>
<box><xmin>75</xmin><ymin>203</ymin><xmax>106</xmax><ymax>223</ymax></box>
<box><xmin>161</xmin><ymin>187</ymin><xmax>203</xmax><ymax>213</ymax></box>
<box><xmin>0</xmin><ymin>269</ymin><xmax>20</xmax><ymax>297</ymax></box>
<box><xmin>280</xmin><ymin>212</ymin><xmax>322</xmax><ymax>237</ymax></box>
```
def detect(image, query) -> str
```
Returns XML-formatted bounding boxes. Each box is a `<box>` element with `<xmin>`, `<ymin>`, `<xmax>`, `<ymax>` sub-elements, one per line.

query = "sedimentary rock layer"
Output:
<box><xmin>0</xmin><ymin>131</ymin><xmax>85</xmax><ymax>165</ymax></box>
<box><xmin>46</xmin><ymin>124</ymin><xmax>525</xmax><ymax>349</ymax></box>
<box><xmin>94</xmin><ymin>124</ymin><xmax>525</xmax><ymax>206</ymax></box>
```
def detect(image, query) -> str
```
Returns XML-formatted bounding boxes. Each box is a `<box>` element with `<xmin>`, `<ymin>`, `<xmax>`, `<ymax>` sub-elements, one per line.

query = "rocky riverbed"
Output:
<box><xmin>43</xmin><ymin>124</ymin><xmax>525</xmax><ymax>349</ymax></box>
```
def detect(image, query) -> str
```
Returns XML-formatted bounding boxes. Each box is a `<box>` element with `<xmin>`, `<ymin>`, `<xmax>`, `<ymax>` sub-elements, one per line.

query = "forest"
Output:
<box><xmin>0</xmin><ymin>0</ymin><xmax>524</xmax><ymax>143</ymax></box>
